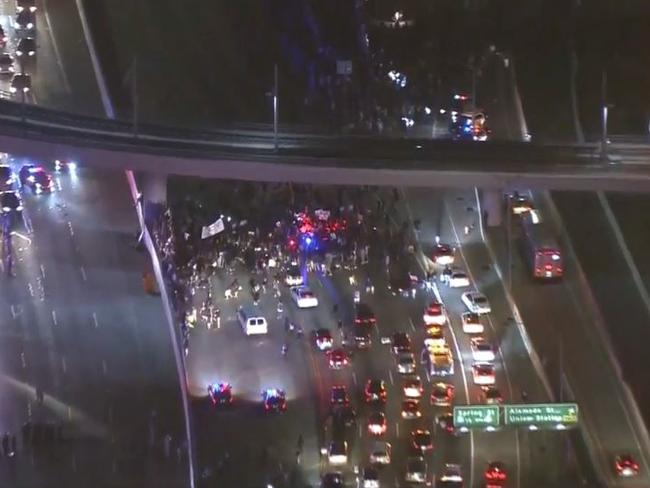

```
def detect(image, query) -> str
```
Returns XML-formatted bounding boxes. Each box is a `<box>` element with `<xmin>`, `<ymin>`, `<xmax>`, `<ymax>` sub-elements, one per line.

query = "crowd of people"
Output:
<box><xmin>148</xmin><ymin>182</ymin><xmax>416</xmax><ymax>352</ymax></box>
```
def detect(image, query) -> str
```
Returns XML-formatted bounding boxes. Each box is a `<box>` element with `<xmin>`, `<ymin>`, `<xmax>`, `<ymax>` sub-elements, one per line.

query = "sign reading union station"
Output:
<box><xmin>504</xmin><ymin>403</ymin><xmax>579</xmax><ymax>426</ymax></box>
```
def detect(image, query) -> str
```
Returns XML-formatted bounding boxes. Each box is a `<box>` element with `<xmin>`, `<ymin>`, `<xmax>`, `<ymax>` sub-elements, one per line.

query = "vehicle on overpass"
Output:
<box><xmin>520</xmin><ymin>209</ymin><xmax>563</xmax><ymax>280</ymax></box>
<box><xmin>451</xmin><ymin>107</ymin><xmax>489</xmax><ymax>142</ymax></box>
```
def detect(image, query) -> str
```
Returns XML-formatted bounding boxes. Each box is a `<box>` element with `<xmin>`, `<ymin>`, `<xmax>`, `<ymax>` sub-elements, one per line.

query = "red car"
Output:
<box><xmin>485</xmin><ymin>461</ymin><xmax>507</xmax><ymax>486</ymax></box>
<box><xmin>328</xmin><ymin>349</ymin><xmax>349</xmax><ymax>369</ymax></box>
<box><xmin>615</xmin><ymin>454</ymin><xmax>640</xmax><ymax>477</ymax></box>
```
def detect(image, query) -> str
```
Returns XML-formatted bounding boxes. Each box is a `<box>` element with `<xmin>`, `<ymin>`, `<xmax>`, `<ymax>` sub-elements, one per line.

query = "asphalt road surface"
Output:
<box><xmin>0</xmin><ymin>162</ymin><xmax>186</xmax><ymax>487</ymax></box>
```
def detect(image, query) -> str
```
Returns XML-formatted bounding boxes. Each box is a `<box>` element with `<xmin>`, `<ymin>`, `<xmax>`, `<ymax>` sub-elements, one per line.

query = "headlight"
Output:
<box><xmin>68</xmin><ymin>162</ymin><xmax>77</xmax><ymax>170</ymax></box>
<box><xmin>5</xmin><ymin>178</ymin><xmax>12</xmax><ymax>184</ymax></box>
<box><xmin>23</xmin><ymin>87</ymin><xmax>30</xmax><ymax>92</ymax></box>
<box><xmin>26</xmin><ymin>23</ymin><xmax>34</xmax><ymax>29</ymax></box>
<box><xmin>16</xmin><ymin>6</ymin><xmax>24</xmax><ymax>12</ymax></box>
<box><xmin>16</xmin><ymin>206</ymin><xmax>23</xmax><ymax>211</ymax></box>
<box><xmin>2</xmin><ymin>206</ymin><xmax>10</xmax><ymax>212</ymax></box>
<box><xmin>8</xmin><ymin>66</ymin><xmax>14</xmax><ymax>72</ymax></box>
<box><xmin>35</xmin><ymin>182</ymin><xmax>41</xmax><ymax>188</ymax></box>
<box><xmin>28</xmin><ymin>50</ymin><xmax>34</xmax><ymax>56</ymax></box>
<box><xmin>30</xmin><ymin>7</ymin><xmax>37</xmax><ymax>12</ymax></box>
<box><xmin>15</xmin><ymin>50</ymin><xmax>22</xmax><ymax>57</ymax></box>
<box><xmin>9</xmin><ymin>86</ymin><xmax>16</xmax><ymax>93</ymax></box>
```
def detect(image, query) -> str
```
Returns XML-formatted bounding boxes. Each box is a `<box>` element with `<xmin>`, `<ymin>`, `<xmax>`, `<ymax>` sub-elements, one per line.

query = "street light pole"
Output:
<box><xmin>601</xmin><ymin>71</ymin><xmax>608</xmax><ymax>161</ymax></box>
<box><xmin>506</xmin><ymin>196</ymin><xmax>512</xmax><ymax>293</ymax></box>
<box><xmin>273</xmin><ymin>64</ymin><xmax>279</xmax><ymax>152</ymax></box>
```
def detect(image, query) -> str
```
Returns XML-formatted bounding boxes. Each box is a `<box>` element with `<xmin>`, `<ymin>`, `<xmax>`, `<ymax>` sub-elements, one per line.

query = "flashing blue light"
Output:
<box><xmin>305</xmin><ymin>236</ymin><xmax>312</xmax><ymax>245</ymax></box>
<box><xmin>463</xmin><ymin>126</ymin><xmax>472</xmax><ymax>133</ymax></box>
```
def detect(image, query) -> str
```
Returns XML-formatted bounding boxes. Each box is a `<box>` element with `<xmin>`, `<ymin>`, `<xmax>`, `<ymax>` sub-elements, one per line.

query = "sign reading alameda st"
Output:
<box><xmin>504</xmin><ymin>403</ymin><xmax>579</xmax><ymax>427</ymax></box>
<box><xmin>454</xmin><ymin>405</ymin><xmax>500</xmax><ymax>429</ymax></box>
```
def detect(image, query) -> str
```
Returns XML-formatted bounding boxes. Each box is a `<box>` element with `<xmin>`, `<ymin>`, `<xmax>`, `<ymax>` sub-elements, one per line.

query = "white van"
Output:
<box><xmin>237</xmin><ymin>306</ymin><xmax>268</xmax><ymax>335</ymax></box>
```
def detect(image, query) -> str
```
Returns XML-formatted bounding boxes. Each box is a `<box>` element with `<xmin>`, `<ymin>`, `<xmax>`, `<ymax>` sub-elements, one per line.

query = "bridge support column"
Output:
<box><xmin>480</xmin><ymin>190</ymin><xmax>503</xmax><ymax>228</ymax></box>
<box><xmin>136</xmin><ymin>172</ymin><xmax>168</xmax><ymax>229</ymax></box>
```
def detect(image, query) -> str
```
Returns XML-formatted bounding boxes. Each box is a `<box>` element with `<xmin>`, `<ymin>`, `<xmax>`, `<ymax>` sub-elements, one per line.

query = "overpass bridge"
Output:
<box><xmin>0</xmin><ymin>100</ymin><xmax>649</xmax><ymax>191</ymax></box>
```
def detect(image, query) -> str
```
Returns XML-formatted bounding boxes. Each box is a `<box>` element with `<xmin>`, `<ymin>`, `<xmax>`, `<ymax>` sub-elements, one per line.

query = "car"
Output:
<box><xmin>430</xmin><ymin>382</ymin><xmax>455</xmax><ymax>406</ymax></box>
<box><xmin>508</xmin><ymin>192</ymin><xmax>534</xmax><ymax>215</ymax></box>
<box><xmin>321</xmin><ymin>472</ymin><xmax>344</xmax><ymax>488</ymax></box>
<box><xmin>435</xmin><ymin>411</ymin><xmax>455</xmax><ymax>434</ymax></box>
<box><xmin>411</xmin><ymin>429</ymin><xmax>433</xmax><ymax>452</ymax></box>
<box><xmin>1</xmin><ymin>190</ymin><xmax>22</xmax><ymax>213</ymax></box>
<box><xmin>17</xmin><ymin>0</ymin><xmax>37</xmax><ymax>12</ymax></box>
<box><xmin>365</xmin><ymin>379</ymin><xmax>386</xmax><ymax>403</ymax></box>
<box><xmin>19</xmin><ymin>165</ymin><xmax>52</xmax><ymax>193</ymax></box>
<box><xmin>16</xmin><ymin>37</ymin><xmax>36</xmax><ymax>57</ymax></box>
<box><xmin>330</xmin><ymin>385</ymin><xmax>349</xmax><ymax>407</ymax></box>
<box><xmin>470</xmin><ymin>337</ymin><xmax>495</xmax><ymax>361</ymax></box>
<box><xmin>448</xmin><ymin>270</ymin><xmax>470</xmax><ymax>288</ymax></box>
<box><xmin>15</xmin><ymin>10</ymin><xmax>35</xmax><ymax>31</ymax></box>
<box><xmin>425</xmin><ymin>323</ymin><xmax>445</xmax><ymax>341</ymax></box>
<box><xmin>403</xmin><ymin>376</ymin><xmax>423</xmax><ymax>398</ymax></box>
<box><xmin>462</xmin><ymin>312</ymin><xmax>484</xmax><ymax>334</ymax></box>
<box><xmin>360</xmin><ymin>466</ymin><xmax>379</xmax><ymax>488</ymax></box>
<box><xmin>328</xmin><ymin>349</ymin><xmax>349</xmax><ymax>369</ymax></box>
<box><xmin>207</xmin><ymin>382</ymin><xmax>232</xmax><ymax>406</ymax></box>
<box><xmin>484</xmin><ymin>461</ymin><xmax>507</xmax><ymax>486</ymax></box>
<box><xmin>328</xmin><ymin>440</ymin><xmax>348</xmax><ymax>465</ymax></box>
<box><xmin>389</xmin><ymin>264</ymin><xmax>418</xmax><ymax>297</ymax></box>
<box><xmin>615</xmin><ymin>454</ymin><xmax>640</xmax><ymax>477</ymax></box>
<box><xmin>10</xmin><ymin>73</ymin><xmax>31</xmax><ymax>93</ymax></box>
<box><xmin>369</xmin><ymin>441</ymin><xmax>391</xmax><ymax>465</ymax></box>
<box><xmin>0</xmin><ymin>53</ymin><xmax>14</xmax><ymax>75</ymax></box>
<box><xmin>333</xmin><ymin>405</ymin><xmax>356</xmax><ymax>427</ymax></box>
<box><xmin>438</xmin><ymin>463</ymin><xmax>463</xmax><ymax>486</ymax></box>
<box><xmin>53</xmin><ymin>159</ymin><xmax>77</xmax><ymax>173</ymax></box>
<box><xmin>0</xmin><ymin>26</ymin><xmax>7</xmax><ymax>48</ymax></box>
<box><xmin>462</xmin><ymin>292</ymin><xmax>491</xmax><ymax>314</ymax></box>
<box><xmin>291</xmin><ymin>285</ymin><xmax>318</xmax><ymax>308</ymax></box>
<box><xmin>397</xmin><ymin>352</ymin><xmax>416</xmax><ymax>374</ymax></box>
<box><xmin>315</xmin><ymin>328</ymin><xmax>333</xmax><ymax>351</ymax></box>
<box><xmin>355</xmin><ymin>303</ymin><xmax>376</xmax><ymax>326</ymax></box>
<box><xmin>391</xmin><ymin>332</ymin><xmax>411</xmax><ymax>354</ymax></box>
<box><xmin>367</xmin><ymin>411</ymin><xmax>387</xmax><ymax>435</ymax></box>
<box><xmin>285</xmin><ymin>266</ymin><xmax>303</xmax><ymax>286</ymax></box>
<box><xmin>354</xmin><ymin>323</ymin><xmax>372</xmax><ymax>349</ymax></box>
<box><xmin>472</xmin><ymin>363</ymin><xmax>496</xmax><ymax>386</ymax></box>
<box><xmin>482</xmin><ymin>386</ymin><xmax>503</xmax><ymax>405</ymax></box>
<box><xmin>405</xmin><ymin>456</ymin><xmax>427</xmax><ymax>483</ymax></box>
<box><xmin>423</xmin><ymin>301</ymin><xmax>446</xmax><ymax>325</ymax></box>
<box><xmin>432</xmin><ymin>243</ymin><xmax>455</xmax><ymax>266</ymax></box>
<box><xmin>0</xmin><ymin>165</ymin><xmax>15</xmax><ymax>191</ymax></box>
<box><xmin>401</xmin><ymin>399</ymin><xmax>421</xmax><ymax>419</ymax></box>
<box><xmin>262</xmin><ymin>388</ymin><xmax>287</xmax><ymax>412</ymax></box>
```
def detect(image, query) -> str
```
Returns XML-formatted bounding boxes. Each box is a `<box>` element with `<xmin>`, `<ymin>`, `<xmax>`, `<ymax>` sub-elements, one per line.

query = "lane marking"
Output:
<box><xmin>67</xmin><ymin>221</ymin><xmax>74</xmax><ymax>237</ymax></box>
<box><xmin>39</xmin><ymin>264</ymin><xmax>45</xmax><ymax>279</ymax></box>
<box><xmin>20</xmin><ymin>351</ymin><xmax>26</xmax><ymax>368</ymax></box>
<box><xmin>10</xmin><ymin>305</ymin><xmax>17</xmax><ymax>319</ymax></box>
<box><xmin>80</xmin><ymin>266</ymin><xmax>87</xmax><ymax>282</ymax></box>
<box><xmin>61</xmin><ymin>355</ymin><xmax>67</xmax><ymax>373</ymax></box>
<box><xmin>409</xmin><ymin>317</ymin><xmax>416</xmax><ymax>332</ymax></box>
<box><xmin>41</xmin><ymin>0</ymin><xmax>72</xmax><ymax>94</ymax></box>
<box><xmin>92</xmin><ymin>312</ymin><xmax>99</xmax><ymax>328</ymax></box>
<box><xmin>352</xmin><ymin>371</ymin><xmax>357</xmax><ymax>387</ymax></box>
<box><xmin>51</xmin><ymin>309</ymin><xmax>57</xmax><ymax>326</ymax></box>
<box><xmin>395</xmin><ymin>422</ymin><xmax>399</xmax><ymax>438</ymax></box>
<box><xmin>388</xmin><ymin>370</ymin><xmax>394</xmax><ymax>385</ymax></box>
<box><xmin>358</xmin><ymin>423</ymin><xmax>362</xmax><ymax>439</ymax></box>
<box><xmin>27</xmin><ymin>283</ymin><xmax>34</xmax><ymax>297</ymax></box>
<box><xmin>101</xmin><ymin>359</ymin><xmax>108</xmax><ymax>376</ymax></box>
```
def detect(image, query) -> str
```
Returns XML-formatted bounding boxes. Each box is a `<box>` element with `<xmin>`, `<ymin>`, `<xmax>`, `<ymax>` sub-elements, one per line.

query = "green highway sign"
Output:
<box><xmin>504</xmin><ymin>403</ymin><xmax>579</xmax><ymax>426</ymax></box>
<box><xmin>454</xmin><ymin>405</ymin><xmax>500</xmax><ymax>429</ymax></box>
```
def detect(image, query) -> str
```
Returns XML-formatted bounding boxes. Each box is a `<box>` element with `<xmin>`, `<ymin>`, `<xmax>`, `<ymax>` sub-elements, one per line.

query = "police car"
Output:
<box><xmin>262</xmin><ymin>388</ymin><xmax>287</xmax><ymax>412</ymax></box>
<box><xmin>207</xmin><ymin>382</ymin><xmax>232</xmax><ymax>406</ymax></box>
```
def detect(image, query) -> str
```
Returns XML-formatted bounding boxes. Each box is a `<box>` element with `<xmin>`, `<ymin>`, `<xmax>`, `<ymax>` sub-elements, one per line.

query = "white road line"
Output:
<box><xmin>26</xmin><ymin>402</ymin><xmax>31</xmax><ymax>420</ymax></box>
<box><xmin>92</xmin><ymin>312</ymin><xmax>99</xmax><ymax>328</ymax></box>
<box><xmin>409</xmin><ymin>317</ymin><xmax>416</xmax><ymax>332</ymax></box>
<box><xmin>80</xmin><ymin>266</ymin><xmax>87</xmax><ymax>282</ymax></box>
<box><xmin>358</xmin><ymin>423</ymin><xmax>362</xmax><ymax>439</ymax></box>
<box><xmin>20</xmin><ymin>351</ymin><xmax>26</xmax><ymax>368</ymax></box>
<box><xmin>39</xmin><ymin>264</ymin><xmax>45</xmax><ymax>278</ymax></box>
<box><xmin>67</xmin><ymin>221</ymin><xmax>74</xmax><ymax>237</ymax></box>
<box><xmin>67</xmin><ymin>405</ymin><xmax>72</xmax><ymax>420</ymax></box>
<box><xmin>27</xmin><ymin>283</ymin><xmax>34</xmax><ymax>297</ymax></box>
<box><xmin>61</xmin><ymin>355</ymin><xmax>67</xmax><ymax>373</ymax></box>
<box><xmin>51</xmin><ymin>309</ymin><xmax>57</xmax><ymax>326</ymax></box>
<box><xmin>10</xmin><ymin>305</ymin><xmax>17</xmax><ymax>319</ymax></box>
<box><xmin>395</xmin><ymin>422</ymin><xmax>399</xmax><ymax>437</ymax></box>
<box><xmin>101</xmin><ymin>359</ymin><xmax>108</xmax><ymax>375</ymax></box>
<box><xmin>388</xmin><ymin>370</ymin><xmax>394</xmax><ymax>385</ymax></box>
<box><xmin>352</xmin><ymin>371</ymin><xmax>357</xmax><ymax>386</ymax></box>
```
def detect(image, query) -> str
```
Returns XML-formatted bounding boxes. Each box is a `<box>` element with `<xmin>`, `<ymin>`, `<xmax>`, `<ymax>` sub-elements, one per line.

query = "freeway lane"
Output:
<box><xmin>0</xmin><ymin>164</ymin><xmax>186</xmax><ymax>487</ymax></box>
<box><xmin>485</xmin><ymin>190</ymin><xmax>650</xmax><ymax>486</ymax></box>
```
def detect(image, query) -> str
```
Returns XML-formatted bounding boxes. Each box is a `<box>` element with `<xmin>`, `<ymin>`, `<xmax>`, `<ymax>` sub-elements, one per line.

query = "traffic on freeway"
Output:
<box><xmin>161</xmin><ymin>178</ymin><xmax>587</xmax><ymax>487</ymax></box>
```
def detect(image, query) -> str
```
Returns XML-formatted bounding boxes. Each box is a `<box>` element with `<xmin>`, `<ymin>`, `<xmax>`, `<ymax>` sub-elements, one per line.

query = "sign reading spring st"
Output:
<box><xmin>454</xmin><ymin>405</ymin><xmax>500</xmax><ymax>429</ymax></box>
<box><xmin>504</xmin><ymin>403</ymin><xmax>579</xmax><ymax>427</ymax></box>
